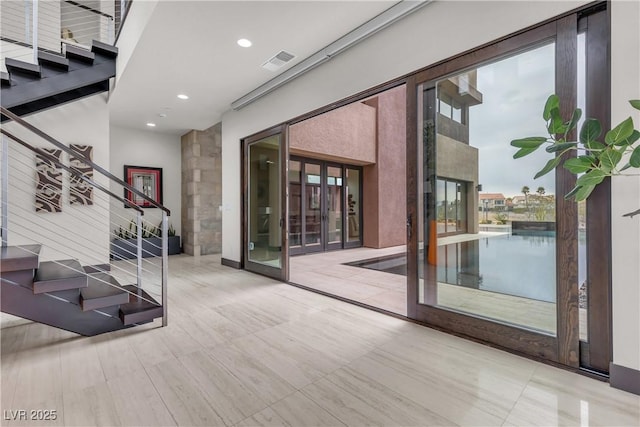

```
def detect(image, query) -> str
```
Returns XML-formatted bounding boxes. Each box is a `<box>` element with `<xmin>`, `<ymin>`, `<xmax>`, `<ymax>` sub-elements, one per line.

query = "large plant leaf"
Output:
<box><xmin>545</xmin><ymin>141</ymin><xmax>576</xmax><ymax>153</ymax></box>
<box><xmin>549</xmin><ymin>108</ymin><xmax>566</xmax><ymax>134</ymax></box>
<box><xmin>585</xmin><ymin>140</ymin><xmax>606</xmax><ymax>152</ymax></box>
<box><xmin>630</xmin><ymin>100</ymin><xmax>640</xmax><ymax>110</ymax></box>
<box><xmin>579</xmin><ymin>119</ymin><xmax>602</xmax><ymax>146</ymax></box>
<box><xmin>564</xmin><ymin>108</ymin><xmax>582</xmax><ymax>139</ymax></box>
<box><xmin>534</xmin><ymin>156</ymin><xmax>563</xmax><ymax>179</ymax></box>
<box><xmin>510</xmin><ymin>137</ymin><xmax>547</xmax><ymax>148</ymax></box>
<box><xmin>574</xmin><ymin>184</ymin><xmax>596</xmax><ymax>201</ymax></box>
<box><xmin>630</xmin><ymin>145</ymin><xmax>640</xmax><ymax>168</ymax></box>
<box><xmin>564</xmin><ymin>156</ymin><xmax>594</xmax><ymax>174</ymax></box>
<box><xmin>513</xmin><ymin>147</ymin><xmax>539</xmax><ymax>159</ymax></box>
<box><xmin>543</xmin><ymin>94</ymin><xmax>560</xmax><ymax>121</ymax></box>
<box><xmin>604</xmin><ymin>117</ymin><xmax>634</xmax><ymax>145</ymax></box>
<box><xmin>599</xmin><ymin>149</ymin><xmax>624</xmax><ymax>173</ymax></box>
<box><xmin>576</xmin><ymin>169</ymin><xmax>606</xmax><ymax>187</ymax></box>
<box><xmin>614</xmin><ymin>129</ymin><xmax>640</xmax><ymax>147</ymax></box>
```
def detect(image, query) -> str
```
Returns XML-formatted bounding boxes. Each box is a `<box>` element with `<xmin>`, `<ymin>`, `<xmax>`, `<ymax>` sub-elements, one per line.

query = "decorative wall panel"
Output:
<box><xmin>35</xmin><ymin>149</ymin><xmax>63</xmax><ymax>213</ymax></box>
<box><xmin>69</xmin><ymin>144</ymin><xmax>93</xmax><ymax>205</ymax></box>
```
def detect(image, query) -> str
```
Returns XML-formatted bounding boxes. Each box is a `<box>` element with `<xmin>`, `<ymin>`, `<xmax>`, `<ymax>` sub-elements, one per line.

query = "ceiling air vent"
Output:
<box><xmin>261</xmin><ymin>50</ymin><xmax>295</xmax><ymax>71</ymax></box>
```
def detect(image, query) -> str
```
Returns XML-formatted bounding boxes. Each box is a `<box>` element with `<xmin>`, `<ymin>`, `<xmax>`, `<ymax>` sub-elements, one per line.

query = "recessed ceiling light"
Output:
<box><xmin>146</xmin><ymin>122</ymin><xmax>156</xmax><ymax>127</ymax></box>
<box><xmin>237</xmin><ymin>38</ymin><xmax>252</xmax><ymax>48</ymax></box>
<box><xmin>177</xmin><ymin>94</ymin><xmax>189</xmax><ymax>100</ymax></box>
<box><xmin>158</xmin><ymin>113</ymin><xmax>167</xmax><ymax>118</ymax></box>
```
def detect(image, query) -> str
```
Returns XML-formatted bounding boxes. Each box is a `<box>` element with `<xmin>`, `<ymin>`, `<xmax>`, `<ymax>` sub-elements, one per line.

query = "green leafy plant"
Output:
<box><xmin>113</xmin><ymin>220</ymin><xmax>177</xmax><ymax>239</ymax></box>
<box><xmin>494</xmin><ymin>212</ymin><xmax>508</xmax><ymax>225</ymax></box>
<box><xmin>510</xmin><ymin>95</ymin><xmax>640</xmax><ymax>211</ymax></box>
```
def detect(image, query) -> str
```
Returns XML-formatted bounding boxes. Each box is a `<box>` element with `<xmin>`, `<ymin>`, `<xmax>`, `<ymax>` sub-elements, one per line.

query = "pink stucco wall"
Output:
<box><xmin>362</xmin><ymin>85</ymin><xmax>407</xmax><ymax>248</ymax></box>
<box><xmin>289</xmin><ymin>102</ymin><xmax>377</xmax><ymax>164</ymax></box>
<box><xmin>288</xmin><ymin>86</ymin><xmax>406</xmax><ymax>250</ymax></box>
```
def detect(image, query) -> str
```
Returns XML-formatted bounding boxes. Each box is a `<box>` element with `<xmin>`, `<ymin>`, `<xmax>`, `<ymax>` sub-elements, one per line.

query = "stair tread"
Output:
<box><xmin>5</xmin><ymin>58</ymin><xmax>42</xmax><ymax>78</ymax></box>
<box><xmin>38</xmin><ymin>51</ymin><xmax>70</xmax><ymax>70</ymax></box>
<box><xmin>80</xmin><ymin>273</ymin><xmax>129</xmax><ymax>311</ymax></box>
<box><xmin>91</xmin><ymin>40</ymin><xmax>118</xmax><ymax>58</ymax></box>
<box><xmin>1</xmin><ymin>71</ymin><xmax>10</xmax><ymax>86</ymax></box>
<box><xmin>65</xmin><ymin>45</ymin><xmax>95</xmax><ymax>63</ymax></box>
<box><xmin>81</xmin><ymin>273</ymin><xmax>126</xmax><ymax>299</ymax></box>
<box><xmin>35</xmin><ymin>259</ymin><xmax>86</xmax><ymax>282</ymax></box>
<box><xmin>1</xmin><ymin>245</ymin><xmax>41</xmax><ymax>272</ymax></box>
<box><xmin>119</xmin><ymin>285</ymin><xmax>163</xmax><ymax>325</ymax></box>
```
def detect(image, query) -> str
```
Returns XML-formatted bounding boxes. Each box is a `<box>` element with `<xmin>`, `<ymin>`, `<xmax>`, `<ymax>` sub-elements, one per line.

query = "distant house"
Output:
<box><xmin>479</xmin><ymin>193</ymin><xmax>506</xmax><ymax>210</ymax></box>
<box><xmin>511</xmin><ymin>195</ymin><xmax>528</xmax><ymax>207</ymax></box>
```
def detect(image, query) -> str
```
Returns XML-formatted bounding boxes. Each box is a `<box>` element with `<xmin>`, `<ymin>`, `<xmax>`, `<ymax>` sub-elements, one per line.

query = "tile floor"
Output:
<box><xmin>1</xmin><ymin>254</ymin><xmax>638</xmax><ymax>426</ymax></box>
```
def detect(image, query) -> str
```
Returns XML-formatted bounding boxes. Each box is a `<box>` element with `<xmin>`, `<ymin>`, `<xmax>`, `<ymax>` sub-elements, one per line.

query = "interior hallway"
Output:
<box><xmin>1</xmin><ymin>254</ymin><xmax>637</xmax><ymax>426</ymax></box>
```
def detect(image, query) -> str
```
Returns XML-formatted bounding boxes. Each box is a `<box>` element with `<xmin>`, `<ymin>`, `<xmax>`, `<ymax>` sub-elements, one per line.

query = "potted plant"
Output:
<box><xmin>111</xmin><ymin>219</ymin><xmax>181</xmax><ymax>260</ymax></box>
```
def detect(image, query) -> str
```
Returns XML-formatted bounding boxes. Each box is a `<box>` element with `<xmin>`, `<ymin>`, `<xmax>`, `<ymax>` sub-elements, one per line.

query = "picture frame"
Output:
<box><xmin>124</xmin><ymin>165</ymin><xmax>163</xmax><ymax>208</ymax></box>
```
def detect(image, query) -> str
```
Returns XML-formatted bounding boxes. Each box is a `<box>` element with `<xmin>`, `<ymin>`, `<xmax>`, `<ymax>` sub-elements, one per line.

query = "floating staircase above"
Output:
<box><xmin>1</xmin><ymin>245</ymin><xmax>162</xmax><ymax>336</ymax></box>
<box><xmin>0</xmin><ymin>40</ymin><xmax>117</xmax><ymax>121</ymax></box>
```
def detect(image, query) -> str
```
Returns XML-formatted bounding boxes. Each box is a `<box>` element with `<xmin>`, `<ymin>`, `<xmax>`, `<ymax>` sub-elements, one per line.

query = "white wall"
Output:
<box><xmin>109</xmin><ymin>125</ymin><xmax>181</xmax><ymax>237</ymax></box>
<box><xmin>611</xmin><ymin>0</ymin><xmax>640</xmax><ymax>372</ymax></box>
<box><xmin>113</xmin><ymin>0</ymin><xmax>158</xmax><ymax>85</ymax></box>
<box><xmin>221</xmin><ymin>0</ymin><xmax>640</xmax><ymax>373</ymax></box>
<box><xmin>3</xmin><ymin>94</ymin><xmax>111</xmax><ymax>266</ymax></box>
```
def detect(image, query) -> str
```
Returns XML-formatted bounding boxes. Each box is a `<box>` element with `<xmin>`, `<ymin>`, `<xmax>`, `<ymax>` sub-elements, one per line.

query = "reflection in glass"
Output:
<box><xmin>289</xmin><ymin>160</ymin><xmax>302</xmax><ymax>248</ymax></box>
<box><xmin>346</xmin><ymin>168</ymin><xmax>361</xmax><ymax>243</ymax></box>
<box><xmin>327</xmin><ymin>166</ymin><xmax>343</xmax><ymax>245</ymax></box>
<box><xmin>248</xmin><ymin>136</ymin><xmax>281</xmax><ymax>268</ymax></box>
<box><xmin>420</xmin><ymin>42</ymin><xmax>559</xmax><ymax>334</ymax></box>
<box><xmin>577</xmin><ymin>31</ymin><xmax>587</xmax><ymax>341</ymax></box>
<box><xmin>305</xmin><ymin>163</ymin><xmax>322</xmax><ymax>247</ymax></box>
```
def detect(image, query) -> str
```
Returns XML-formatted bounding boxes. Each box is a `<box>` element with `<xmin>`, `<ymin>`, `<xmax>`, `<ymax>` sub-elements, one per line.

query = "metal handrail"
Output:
<box><xmin>0</xmin><ymin>128</ymin><xmax>144</xmax><ymax>214</ymax></box>
<box><xmin>0</xmin><ymin>106</ymin><xmax>170</xmax><ymax>214</ymax></box>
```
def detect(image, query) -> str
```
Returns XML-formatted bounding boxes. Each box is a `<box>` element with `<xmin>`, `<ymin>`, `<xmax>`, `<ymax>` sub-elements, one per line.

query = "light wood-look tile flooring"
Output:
<box><xmin>2</xmin><ymin>254</ymin><xmax>638</xmax><ymax>426</ymax></box>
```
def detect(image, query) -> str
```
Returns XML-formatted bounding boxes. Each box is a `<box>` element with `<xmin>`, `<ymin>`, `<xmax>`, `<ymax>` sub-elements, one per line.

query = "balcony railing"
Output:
<box><xmin>0</xmin><ymin>0</ymin><xmax>131</xmax><ymax>71</ymax></box>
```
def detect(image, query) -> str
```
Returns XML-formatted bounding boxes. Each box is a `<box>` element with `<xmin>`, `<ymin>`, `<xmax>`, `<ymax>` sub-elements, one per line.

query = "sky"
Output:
<box><xmin>462</xmin><ymin>42</ymin><xmax>557</xmax><ymax>198</ymax></box>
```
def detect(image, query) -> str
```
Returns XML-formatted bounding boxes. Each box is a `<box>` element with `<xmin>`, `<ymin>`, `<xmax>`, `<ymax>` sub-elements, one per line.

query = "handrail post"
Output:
<box><xmin>1</xmin><ymin>136</ymin><xmax>8</xmax><ymax>247</ymax></box>
<box><xmin>161</xmin><ymin>211</ymin><xmax>168</xmax><ymax>326</ymax></box>
<box><xmin>136</xmin><ymin>211</ymin><xmax>142</xmax><ymax>295</ymax></box>
<box><xmin>32</xmin><ymin>0</ymin><xmax>38</xmax><ymax>63</ymax></box>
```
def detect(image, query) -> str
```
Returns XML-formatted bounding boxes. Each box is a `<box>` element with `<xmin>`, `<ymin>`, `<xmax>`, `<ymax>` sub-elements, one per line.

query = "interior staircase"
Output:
<box><xmin>1</xmin><ymin>40</ymin><xmax>117</xmax><ymax>120</ymax></box>
<box><xmin>1</xmin><ymin>245</ymin><xmax>163</xmax><ymax>336</ymax></box>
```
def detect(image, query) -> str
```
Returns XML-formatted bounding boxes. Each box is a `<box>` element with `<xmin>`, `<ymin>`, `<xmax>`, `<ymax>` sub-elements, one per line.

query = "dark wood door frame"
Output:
<box><xmin>406</xmin><ymin>4</ymin><xmax>610</xmax><ymax>369</ymax></box>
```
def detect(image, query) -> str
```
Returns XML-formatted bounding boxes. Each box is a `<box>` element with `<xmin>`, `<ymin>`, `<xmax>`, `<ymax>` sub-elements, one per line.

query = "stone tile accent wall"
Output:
<box><xmin>181</xmin><ymin>122</ymin><xmax>222</xmax><ymax>255</ymax></box>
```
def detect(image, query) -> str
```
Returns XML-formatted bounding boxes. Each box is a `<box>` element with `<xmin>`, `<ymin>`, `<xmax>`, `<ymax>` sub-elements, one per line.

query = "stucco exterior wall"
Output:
<box><xmin>289</xmin><ymin>101</ymin><xmax>376</xmax><ymax>164</ymax></box>
<box><xmin>366</xmin><ymin>85</ymin><xmax>407</xmax><ymax>248</ymax></box>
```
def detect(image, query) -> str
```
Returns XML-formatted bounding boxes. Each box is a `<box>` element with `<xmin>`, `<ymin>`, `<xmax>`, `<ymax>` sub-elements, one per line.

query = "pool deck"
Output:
<box><xmin>289</xmin><ymin>233</ymin><xmax>587</xmax><ymax>340</ymax></box>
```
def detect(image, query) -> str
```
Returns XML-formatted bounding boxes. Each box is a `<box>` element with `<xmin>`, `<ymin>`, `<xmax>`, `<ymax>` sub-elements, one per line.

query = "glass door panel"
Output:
<box><xmin>248</xmin><ymin>136</ymin><xmax>282</xmax><ymax>268</ymax></box>
<box><xmin>345</xmin><ymin>167</ymin><xmax>362</xmax><ymax>247</ymax></box>
<box><xmin>420</xmin><ymin>43</ymin><xmax>558</xmax><ymax>334</ymax></box>
<box><xmin>304</xmin><ymin>162</ymin><xmax>322</xmax><ymax>252</ymax></box>
<box><xmin>244</xmin><ymin>127</ymin><xmax>288</xmax><ymax>281</ymax></box>
<box><xmin>289</xmin><ymin>160</ymin><xmax>302</xmax><ymax>253</ymax></box>
<box><xmin>326</xmin><ymin>165</ymin><xmax>343</xmax><ymax>249</ymax></box>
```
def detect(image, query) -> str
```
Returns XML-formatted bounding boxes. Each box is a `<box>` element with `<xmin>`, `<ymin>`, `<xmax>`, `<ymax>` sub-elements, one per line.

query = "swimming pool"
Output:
<box><xmin>347</xmin><ymin>233</ymin><xmax>586</xmax><ymax>303</ymax></box>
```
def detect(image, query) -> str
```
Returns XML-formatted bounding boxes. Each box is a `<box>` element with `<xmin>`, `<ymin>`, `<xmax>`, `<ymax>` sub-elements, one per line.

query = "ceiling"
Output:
<box><xmin>108</xmin><ymin>1</ymin><xmax>399</xmax><ymax>135</ymax></box>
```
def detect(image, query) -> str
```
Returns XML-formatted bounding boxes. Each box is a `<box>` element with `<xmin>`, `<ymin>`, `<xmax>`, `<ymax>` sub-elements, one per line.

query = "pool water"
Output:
<box><xmin>347</xmin><ymin>233</ymin><xmax>586</xmax><ymax>303</ymax></box>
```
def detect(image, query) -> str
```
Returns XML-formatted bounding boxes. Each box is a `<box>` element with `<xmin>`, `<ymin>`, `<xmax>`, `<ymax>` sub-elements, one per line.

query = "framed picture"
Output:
<box><xmin>124</xmin><ymin>165</ymin><xmax>162</xmax><ymax>207</ymax></box>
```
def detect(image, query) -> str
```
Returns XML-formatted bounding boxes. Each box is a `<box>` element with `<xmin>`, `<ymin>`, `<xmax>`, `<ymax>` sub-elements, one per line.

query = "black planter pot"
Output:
<box><xmin>111</xmin><ymin>236</ymin><xmax>181</xmax><ymax>260</ymax></box>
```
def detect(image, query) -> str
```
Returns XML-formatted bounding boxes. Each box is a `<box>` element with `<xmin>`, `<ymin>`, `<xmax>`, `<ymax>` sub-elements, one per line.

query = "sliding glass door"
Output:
<box><xmin>406</xmin><ymin>12</ymin><xmax>596</xmax><ymax>366</ymax></box>
<box><xmin>243</xmin><ymin>126</ymin><xmax>288</xmax><ymax>281</ymax></box>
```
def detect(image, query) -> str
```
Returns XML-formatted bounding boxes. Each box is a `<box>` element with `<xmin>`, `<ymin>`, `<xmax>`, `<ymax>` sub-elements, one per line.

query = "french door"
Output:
<box><xmin>289</xmin><ymin>157</ymin><xmax>362</xmax><ymax>255</ymax></box>
<box><xmin>406</xmin><ymin>7</ymin><xmax>610</xmax><ymax>370</ymax></box>
<box><xmin>243</xmin><ymin>126</ymin><xmax>289</xmax><ymax>281</ymax></box>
